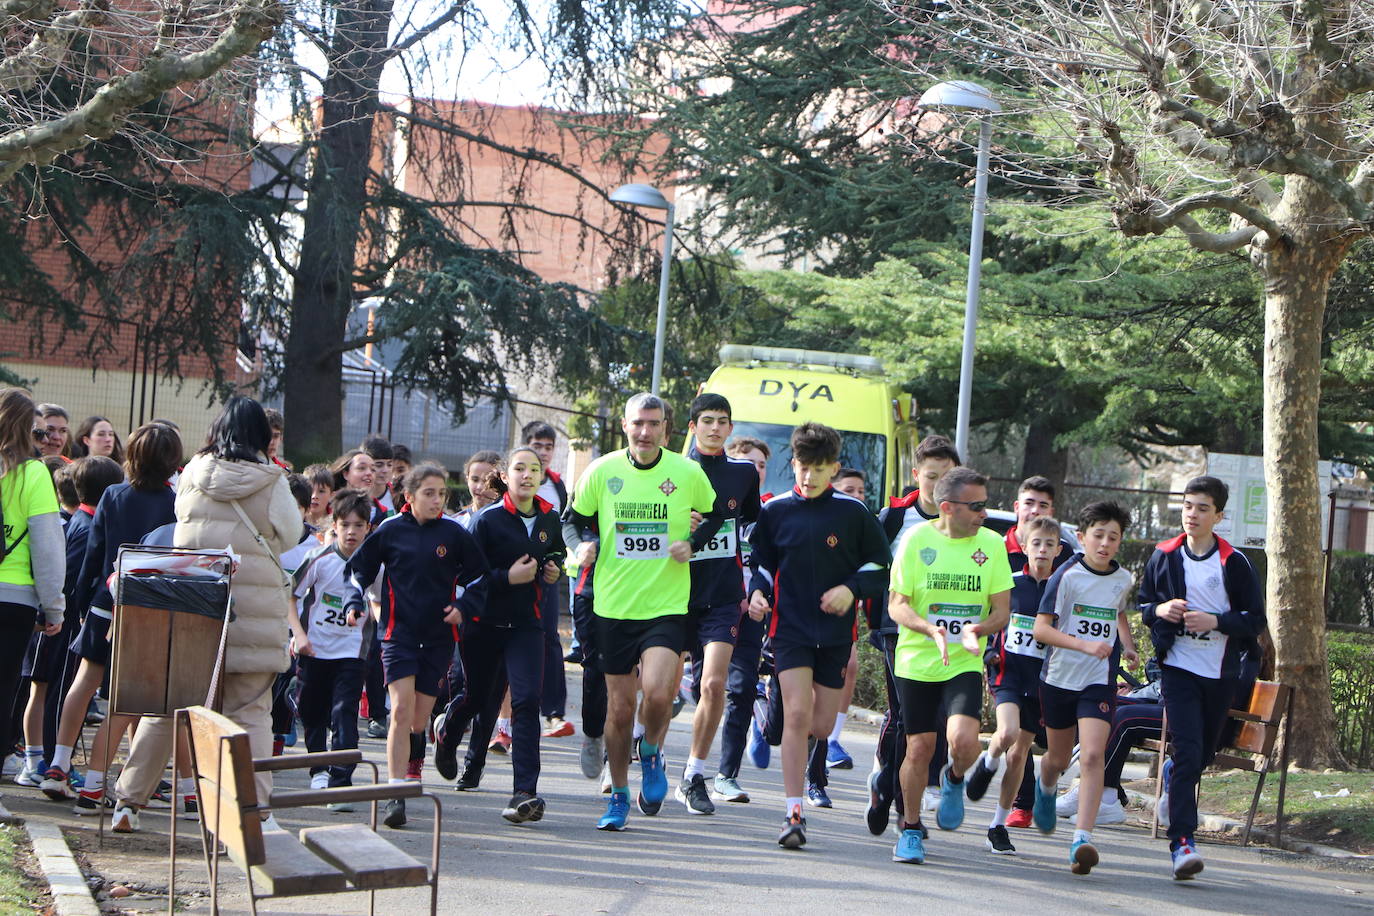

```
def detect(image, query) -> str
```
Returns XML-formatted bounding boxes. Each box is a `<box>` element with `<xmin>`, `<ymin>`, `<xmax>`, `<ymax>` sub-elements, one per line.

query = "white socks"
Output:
<box><xmin>828</xmin><ymin>712</ymin><xmax>847</xmax><ymax>743</ymax></box>
<box><xmin>1074</xmin><ymin>829</ymin><xmax>1092</xmax><ymax>845</ymax></box>
<box><xmin>784</xmin><ymin>796</ymin><xmax>803</xmax><ymax>816</ymax></box>
<box><xmin>991</xmin><ymin>804</ymin><xmax>1009</xmax><ymax>828</ymax></box>
<box><xmin>51</xmin><ymin>744</ymin><xmax>73</xmax><ymax>772</ymax></box>
<box><xmin>683</xmin><ymin>756</ymin><xmax>707</xmax><ymax>780</ymax></box>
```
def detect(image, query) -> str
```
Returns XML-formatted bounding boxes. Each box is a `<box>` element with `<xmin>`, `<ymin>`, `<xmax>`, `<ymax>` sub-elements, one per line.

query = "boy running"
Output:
<box><xmin>567</xmin><ymin>393</ymin><xmax>716</xmax><ymax>831</ymax></box>
<box><xmin>888</xmin><ymin>466</ymin><xmax>1011</xmax><ymax>864</ymax></box>
<box><xmin>290</xmin><ymin>490</ymin><xmax>375</xmax><ymax>803</ymax></box>
<box><xmin>747</xmin><ymin>422</ymin><xmax>890</xmax><ymax>849</ymax></box>
<box><xmin>677</xmin><ymin>394</ymin><xmax>761</xmax><ymax>814</ymax></box>
<box><xmin>1032</xmin><ymin>501</ymin><xmax>1139</xmax><ymax>875</ymax></box>
<box><xmin>966</xmin><ymin>514</ymin><xmax>1060</xmax><ymax>854</ymax></box>
<box><xmin>1139</xmin><ymin>475</ymin><xmax>1265</xmax><ymax>880</ymax></box>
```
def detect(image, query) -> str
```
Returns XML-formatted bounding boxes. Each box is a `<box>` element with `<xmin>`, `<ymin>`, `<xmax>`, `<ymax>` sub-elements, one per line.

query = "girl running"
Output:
<box><xmin>433</xmin><ymin>447</ymin><xmax>565</xmax><ymax>823</ymax></box>
<box><xmin>344</xmin><ymin>464</ymin><xmax>489</xmax><ymax>828</ymax></box>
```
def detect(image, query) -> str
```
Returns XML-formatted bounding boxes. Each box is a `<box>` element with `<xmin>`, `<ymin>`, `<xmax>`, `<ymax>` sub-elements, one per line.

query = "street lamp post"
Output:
<box><xmin>916</xmin><ymin>81</ymin><xmax>1000</xmax><ymax>463</ymax></box>
<box><xmin>610</xmin><ymin>183</ymin><xmax>675</xmax><ymax>396</ymax></box>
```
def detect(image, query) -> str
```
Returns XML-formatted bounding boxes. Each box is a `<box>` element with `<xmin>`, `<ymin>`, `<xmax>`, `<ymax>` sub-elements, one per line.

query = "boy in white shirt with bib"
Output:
<box><xmin>1138</xmin><ymin>476</ymin><xmax>1266</xmax><ymax>881</ymax></box>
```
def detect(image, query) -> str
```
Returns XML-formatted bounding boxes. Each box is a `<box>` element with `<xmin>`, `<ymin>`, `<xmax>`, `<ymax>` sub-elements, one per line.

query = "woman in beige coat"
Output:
<box><xmin>112</xmin><ymin>397</ymin><xmax>300</xmax><ymax>829</ymax></box>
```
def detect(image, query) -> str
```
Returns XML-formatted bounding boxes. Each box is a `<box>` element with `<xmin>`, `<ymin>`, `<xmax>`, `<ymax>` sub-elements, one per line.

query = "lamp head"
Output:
<box><xmin>917</xmin><ymin>80</ymin><xmax>1001</xmax><ymax>113</ymax></box>
<box><xmin>609</xmin><ymin>183</ymin><xmax>670</xmax><ymax>210</ymax></box>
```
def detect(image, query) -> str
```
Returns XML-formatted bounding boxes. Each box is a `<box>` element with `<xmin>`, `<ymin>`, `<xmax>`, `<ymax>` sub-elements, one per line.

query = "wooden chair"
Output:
<box><xmin>170</xmin><ymin>705</ymin><xmax>440</xmax><ymax>916</ymax></box>
<box><xmin>1149</xmin><ymin>680</ymin><xmax>1294</xmax><ymax>847</ymax></box>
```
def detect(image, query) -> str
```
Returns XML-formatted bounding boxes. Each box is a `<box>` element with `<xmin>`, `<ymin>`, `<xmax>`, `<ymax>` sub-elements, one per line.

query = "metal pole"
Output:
<box><xmin>650</xmin><ymin>203</ymin><xmax>675</xmax><ymax>396</ymax></box>
<box><xmin>954</xmin><ymin>116</ymin><xmax>992</xmax><ymax>461</ymax></box>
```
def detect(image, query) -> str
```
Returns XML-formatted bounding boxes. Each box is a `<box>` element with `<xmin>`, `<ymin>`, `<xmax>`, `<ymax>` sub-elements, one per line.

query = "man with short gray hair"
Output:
<box><xmin>567</xmin><ymin>393</ymin><xmax>718</xmax><ymax>831</ymax></box>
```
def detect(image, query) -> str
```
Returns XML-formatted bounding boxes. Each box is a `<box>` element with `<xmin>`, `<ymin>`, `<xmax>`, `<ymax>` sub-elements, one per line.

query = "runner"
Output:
<box><xmin>677</xmin><ymin>394</ymin><xmax>760</xmax><ymax>814</ymax></box>
<box><xmin>1032</xmin><ymin>501</ymin><xmax>1139</xmax><ymax>874</ymax></box>
<box><xmin>887</xmin><ymin>466</ymin><xmax>1012</xmax><ymax>864</ymax></box>
<box><xmin>965</xmin><ymin>514</ymin><xmax>1061</xmax><ymax>854</ymax></box>
<box><xmin>567</xmin><ymin>393</ymin><xmax>716</xmax><ymax>831</ymax></box>
<box><xmin>746</xmin><ymin>422</ymin><xmax>890</xmax><ymax>848</ymax></box>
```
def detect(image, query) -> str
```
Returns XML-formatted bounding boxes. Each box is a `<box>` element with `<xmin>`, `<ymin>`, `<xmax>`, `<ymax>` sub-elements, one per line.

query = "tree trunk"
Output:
<box><xmin>1021</xmin><ymin>419</ymin><xmax>1068</xmax><ymax>497</ymax></box>
<box><xmin>282</xmin><ymin>0</ymin><xmax>395</xmax><ymax>462</ymax></box>
<box><xmin>1257</xmin><ymin>192</ymin><xmax>1350</xmax><ymax>768</ymax></box>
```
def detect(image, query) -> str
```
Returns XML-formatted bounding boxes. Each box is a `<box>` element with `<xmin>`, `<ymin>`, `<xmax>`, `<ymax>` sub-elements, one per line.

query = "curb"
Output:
<box><xmin>1119</xmin><ymin>787</ymin><xmax>1371</xmax><ymax>860</ymax></box>
<box><xmin>24</xmin><ymin>820</ymin><xmax>101</xmax><ymax>916</ymax></box>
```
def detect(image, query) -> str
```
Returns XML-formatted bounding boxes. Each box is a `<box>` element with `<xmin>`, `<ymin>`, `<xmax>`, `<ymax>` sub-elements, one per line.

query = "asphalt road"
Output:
<box><xmin>14</xmin><ymin>664</ymin><xmax>1374</xmax><ymax>915</ymax></box>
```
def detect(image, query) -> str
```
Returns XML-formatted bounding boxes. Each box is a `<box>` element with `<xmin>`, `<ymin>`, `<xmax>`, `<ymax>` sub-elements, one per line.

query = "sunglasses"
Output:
<box><xmin>945</xmin><ymin>499</ymin><xmax>988</xmax><ymax>512</ymax></box>
<box><xmin>32</xmin><ymin>428</ymin><xmax>49</xmax><ymax>442</ymax></box>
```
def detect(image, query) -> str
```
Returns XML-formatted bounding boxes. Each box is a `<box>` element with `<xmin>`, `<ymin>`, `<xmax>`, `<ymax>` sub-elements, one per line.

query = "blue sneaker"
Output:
<box><xmin>892</xmin><ymin>827</ymin><xmax>925</xmax><ymax>863</ymax></box>
<box><xmin>747</xmin><ymin>718</ymin><xmax>770</xmax><ymax>769</ymax></box>
<box><xmin>638</xmin><ymin>741</ymin><xmax>667</xmax><ymax>814</ymax></box>
<box><xmin>1070</xmin><ymin>838</ymin><xmax>1099</xmax><ymax>875</ymax></box>
<box><xmin>1171</xmin><ymin>838</ymin><xmax>1204</xmax><ymax>880</ymax></box>
<box><xmin>935</xmin><ymin>764</ymin><xmax>965</xmax><ymax>831</ymax></box>
<box><xmin>597</xmin><ymin>791</ymin><xmax>630</xmax><ymax>831</ymax></box>
<box><xmin>806</xmin><ymin>782</ymin><xmax>832</xmax><ymax>808</ymax></box>
<box><xmin>826</xmin><ymin>739</ymin><xmax>854</xmax><ymax>770</ymax></box>
<box><xmin>1033</xmin><ymin>778</ymin><xmax>1058</xmax><ymax>834</ymax></box>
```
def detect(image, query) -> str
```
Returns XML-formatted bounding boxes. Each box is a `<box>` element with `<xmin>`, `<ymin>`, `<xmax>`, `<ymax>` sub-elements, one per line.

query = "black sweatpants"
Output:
<box><xmin>1162</xmin><ymin>664</ymin><xmax>1233</xmax><ymax>845</ymax></box>
<box><xmin>440</xmin><ymin>620</ymin><xmax>545</xmax><ymax>794</ymax></box>
<box><xmin>573</xmin><ymin>592</ymin><xmax>606</xmax><ymax>739</ymax></box>
<box><xmin>538</xmin><ymin>586</ymin><xmax>567</xmax><ymax>720</ymax></box>
<box><xmin>296</xmin><ymin>656</ymin><xmax>365</xmax><ymax>786</ymax></box>
<box><xmin>716</xmin><ymin>611</ymin><xmax>766</xmax><ymax>779</ymax></box>
<box><xmin>0</xmin><ymin>605</ymin><xmax>39</xmax><ymax>759</ymax></box>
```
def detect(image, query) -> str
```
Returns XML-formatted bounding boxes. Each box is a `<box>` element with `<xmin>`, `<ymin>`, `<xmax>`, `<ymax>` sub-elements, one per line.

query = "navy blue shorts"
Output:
<box><xmin>1040</xmin><ymin>681</ymin><xmax>1115</xmax><ymax>730</ymax></box>
<box><xmin>772</xmin><ymin>640</ymin><xmax>850</xmax><ymax>690</ymax></box>
<box><xmin>380</xmin><ymin>640</ymin><xmax>451</xmax><ymax>697</ymax></box>
<box><xmin>72</xmin><ymin>612</ymin><xmax>112</xmax><ymax>667</ymax></box>
<box><xmin>992</xmin><ymin>686</ymin><xmax>1043</xmax><ymax>732</ymax></box>
<box><xmin>686</xmin><ymin>601</ymin><xmax>743</xmax><ymax>649</ymax></box>
<box><xmin>595</xmin><ymin>614</ymin><xmax>686</xmax><ymax>677</ymax></box>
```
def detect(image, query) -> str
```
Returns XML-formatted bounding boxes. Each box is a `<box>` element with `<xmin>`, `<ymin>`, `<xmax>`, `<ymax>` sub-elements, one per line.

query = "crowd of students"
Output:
<box><xmin>0</xmin><ymin>387</ymin><xmax>1268</xmax><ymax>883</ymax></box>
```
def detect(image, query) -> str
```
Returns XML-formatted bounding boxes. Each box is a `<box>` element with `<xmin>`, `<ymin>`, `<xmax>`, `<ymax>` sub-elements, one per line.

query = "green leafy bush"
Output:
<box><xmin>1328</xmin><ymin>630</ymin><xmax>1374</xmax><ymax>769</ymax></box>
<box><xmin>1326</xmin><ymin>551</ymin><xmax>1374</xmax><ymax>627</ymax></box>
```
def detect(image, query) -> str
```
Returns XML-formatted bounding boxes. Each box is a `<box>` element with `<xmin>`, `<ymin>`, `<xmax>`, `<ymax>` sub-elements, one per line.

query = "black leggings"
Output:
<box><xmin>0</xmin><ymin>605</ymin><xmax>39</xmax><ymax>757</ymax></box>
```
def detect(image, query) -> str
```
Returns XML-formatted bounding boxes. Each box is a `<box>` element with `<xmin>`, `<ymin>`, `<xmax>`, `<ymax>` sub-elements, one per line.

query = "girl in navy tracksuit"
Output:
<box><xmin>432</xmin><ymin>446</ymin><xmax>565</xmax><ymax>824</ymax></box>
<box><xmin>343</xmin><ymin>464</ymin><xmax>488</xmax><ymax>828</ymax></box>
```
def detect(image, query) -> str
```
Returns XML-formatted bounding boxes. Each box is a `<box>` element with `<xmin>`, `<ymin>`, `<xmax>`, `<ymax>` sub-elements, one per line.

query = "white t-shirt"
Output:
<box><xmin>1164</xmin><ymin>544</ymin><xmax>1230</xmax><ymax>679</ymax></box>
<box><xmin>294</xmin><ymin>545</ymin><xmax>371</xmax><ymax>660</ymax></box>
<box><xmin>1040</xmin><ymin>556</ymin><xmax>1133</xmax><ymax>691</ymax></box>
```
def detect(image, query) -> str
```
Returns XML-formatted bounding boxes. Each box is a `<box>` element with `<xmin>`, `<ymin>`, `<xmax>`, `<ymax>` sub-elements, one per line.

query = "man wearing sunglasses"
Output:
<box><xmin>886</xmin><ymin>466</ymin><xmax>1012</xmax><ymax>864</ymax></box>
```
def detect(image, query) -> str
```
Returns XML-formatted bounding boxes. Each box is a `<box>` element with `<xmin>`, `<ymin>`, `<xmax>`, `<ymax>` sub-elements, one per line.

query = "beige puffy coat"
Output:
<box><xmin>174</xmin><ymin>453</ymin><xmax>299</xmax><ymax>675</ymax></box>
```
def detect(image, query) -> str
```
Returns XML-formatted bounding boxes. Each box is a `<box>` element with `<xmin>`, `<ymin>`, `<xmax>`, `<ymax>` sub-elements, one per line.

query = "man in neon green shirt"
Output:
<box><xmin>568</xmin><ymin>393</ymin><xmax>716</xmax><ymax>831</ymax></box>
<box><xmin>888</xmin><ymin>466</ymin><xmax>1011</xmax><ymax>864</ymax></box>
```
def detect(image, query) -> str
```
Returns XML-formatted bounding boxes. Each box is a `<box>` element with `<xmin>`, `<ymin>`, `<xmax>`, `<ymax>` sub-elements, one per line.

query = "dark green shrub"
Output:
<box><xmin>1328</xmin><ymin>630</ymin><xmax>1374</xmax><ymax>769</ymax></box>
<box><xmin>1326</xmin><ymin>552</ymin><xmax>1374</xmax><ymax>627</ymax></box>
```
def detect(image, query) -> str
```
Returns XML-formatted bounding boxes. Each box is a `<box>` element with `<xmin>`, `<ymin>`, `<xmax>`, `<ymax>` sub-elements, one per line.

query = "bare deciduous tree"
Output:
<box><xmin>885</xmin><ymin>0</ymin><xmax>1374</xmax><ymax>764</ymax></box>
<box><xmin>0</xmin><ymin>0</ymin><xmax>283</xmax><ymax>183</ymax></box>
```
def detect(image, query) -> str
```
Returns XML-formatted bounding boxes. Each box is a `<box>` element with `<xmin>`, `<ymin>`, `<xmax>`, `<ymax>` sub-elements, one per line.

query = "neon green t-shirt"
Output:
<box><xmin>891</xmin><ymin>522</ymin><xmax>1013</xmax><ymax>682</ymax></box>
<box><xmin>0</xmin><ymin>460</ymin><xmax>59</xmax><ymax>587</ymax></box>
<box><xmin>571</xmin><ymin>448</ymin><xmax>716</xmax><ymax>620</ymax></box>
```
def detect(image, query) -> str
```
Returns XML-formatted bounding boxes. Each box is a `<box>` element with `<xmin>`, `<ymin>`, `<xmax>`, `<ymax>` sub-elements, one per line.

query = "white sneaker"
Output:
<box><xmin>921</xmin><ymin>787</ymin><xmax>940</xmax><ymax>813</ymax></box>
<box><xmin>3</xmin><ymin>754</ymin><xmax>23</xmax><ymax>778</ymax></box>
<box><xmin>261</xmin><ymin>813</ymin><xmax>285</xmax><ymax>833</ymax></box>
<box><xmin>599</xmin><ymin>763</ymin><xmax>613</xmax><ymax>794</ymax></box>
<box><xmin>111</xmin><ymin>804</ymin><xmax>140</xmax><ymax>834</ymax></box>
<box><xmin>310</xmin><ymin>772</ymin><xmax>329</xmax><ymax>790</ymax></box>
<box><xmin>15</xmin><ymin>760</ymin><xmax>43</xmax><ymax>787</ymax></box>
<box><xmin>1057</xmin><ymin>782</ymin><xmax>1080</xmax><ymax>818</ymax></box>
<box><xmin>1157</xmin><ymin>759</ymin><xmax>1172</xmax><ymax>828</ymax></box>
<box><xmin>1098</xmin><ymin>794</ymin><xmax>1126</xmax><ymax>825</ymax></box>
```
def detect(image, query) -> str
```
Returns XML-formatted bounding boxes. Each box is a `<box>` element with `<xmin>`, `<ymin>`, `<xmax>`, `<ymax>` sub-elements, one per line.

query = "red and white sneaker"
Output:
<box><xmin>542</xmin><ymin>717</ymin><xmax>575</xmax><ymax>738</ymax></box>
<box><xmin>488</xmin><ymin>731</ymin><xmax>512</xmax><ymax>755</ymax></box>
<box><xmin>1005</xmin><ymin>808</ymin><xmax>1034</xmax><ymax>829</ymax></box>
<box><xmin>406</xmin><ymin>757</ymin><xmax>423</xmax><ymax>781</ymax></box>
<box><xmin>39</xmin><ymin>766</ymin><xmax>75</xmax><ymax>801</ymax></box>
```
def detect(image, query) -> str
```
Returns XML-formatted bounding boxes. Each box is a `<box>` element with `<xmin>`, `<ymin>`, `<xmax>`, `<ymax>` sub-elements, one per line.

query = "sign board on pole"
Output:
<box><xmin>1207</xmin><ymin>452</ymin><xmax>1332</xmax><ymax>549</ymax></box>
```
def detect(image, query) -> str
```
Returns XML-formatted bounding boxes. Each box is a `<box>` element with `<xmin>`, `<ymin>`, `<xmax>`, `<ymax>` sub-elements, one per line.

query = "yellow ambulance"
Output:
<box><xmin>699</xmin><ymin>345</ymin><xmax>919</xmax><ymax>511</ymax></box>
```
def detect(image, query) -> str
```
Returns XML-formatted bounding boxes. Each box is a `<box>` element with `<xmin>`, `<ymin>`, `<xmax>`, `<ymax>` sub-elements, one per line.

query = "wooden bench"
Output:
<box><xmin>170</xmin><ymin>705</ymin><xmax>440</xmax><ymax>915</ymax></box>
<box><xmin>1148</xmin><ymin>680</ymin><xmax>1293</xmax><ymax>846</ymax></box>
